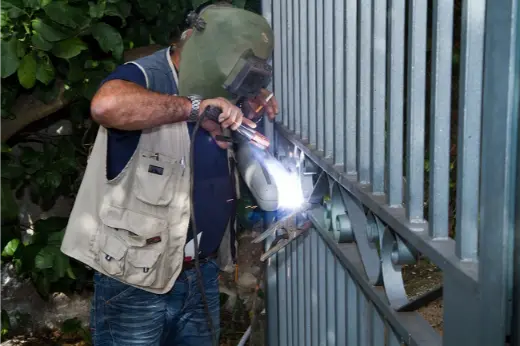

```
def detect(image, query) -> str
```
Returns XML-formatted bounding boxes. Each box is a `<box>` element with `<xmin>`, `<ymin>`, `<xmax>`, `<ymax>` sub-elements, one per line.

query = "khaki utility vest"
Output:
<box><xmin>61</xmin><ymin>48</ymin><xmax>238</xmax><ymax>294</ymax></box>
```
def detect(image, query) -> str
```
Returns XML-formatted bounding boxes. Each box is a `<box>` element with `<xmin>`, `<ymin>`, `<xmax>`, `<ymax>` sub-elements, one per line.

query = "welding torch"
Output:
<box><xmin>202</xmin><ymin>105</ymin><xmax>270</xmax><ymax>150</ymax></box>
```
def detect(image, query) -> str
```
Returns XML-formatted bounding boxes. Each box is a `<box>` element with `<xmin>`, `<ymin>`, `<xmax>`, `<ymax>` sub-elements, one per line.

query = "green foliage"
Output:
<box><xmin>1</xmin><ymin>310</ymin><xmax>10</xmax><ymax>337</ymax></box>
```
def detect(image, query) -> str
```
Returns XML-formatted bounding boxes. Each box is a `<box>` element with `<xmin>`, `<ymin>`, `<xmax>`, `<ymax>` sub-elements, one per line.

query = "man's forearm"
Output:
<box><xmin>90</xmin><ymin>79</ymin><xmax>191</xmax><ymax>130</ymax></box>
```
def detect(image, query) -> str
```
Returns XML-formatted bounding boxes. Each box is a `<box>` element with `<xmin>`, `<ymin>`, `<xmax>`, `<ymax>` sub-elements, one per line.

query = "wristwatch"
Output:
<box><xmin>186</xmin><ymin>95</ymin><xmax>203</xmax><ymax>122</ymax></box>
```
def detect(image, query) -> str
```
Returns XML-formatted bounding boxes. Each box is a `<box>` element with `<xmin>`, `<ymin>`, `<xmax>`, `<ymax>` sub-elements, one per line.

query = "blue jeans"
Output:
<box><xmin>90</xmin><ymin>260</ymin><xmax>220</xmax><ymax>346</ymax></box>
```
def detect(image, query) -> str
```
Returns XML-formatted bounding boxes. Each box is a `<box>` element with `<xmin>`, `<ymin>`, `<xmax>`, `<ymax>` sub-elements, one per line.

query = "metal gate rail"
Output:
<box><xmin>260</xmin><ymin>0</ymin><xmax>520</xmax><ymax>345</ymax></box>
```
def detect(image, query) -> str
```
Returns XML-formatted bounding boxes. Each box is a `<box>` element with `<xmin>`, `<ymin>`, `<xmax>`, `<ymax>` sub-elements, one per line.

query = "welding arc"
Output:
<box><xmin>252</xmin><ymin>171</ymin><xmax>326</xmax><ymax>244</ymax></box>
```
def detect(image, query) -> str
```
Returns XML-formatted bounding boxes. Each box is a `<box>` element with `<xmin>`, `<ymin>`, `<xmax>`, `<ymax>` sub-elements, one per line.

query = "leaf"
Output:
<box><xmin>1</xmin><ymin>162</ymin><xmax>24</xmax><ymax>179</ymax></box>
<box><xmin>31</xmin><ymin>18</ymin><xmax>71</xmax><ymax>42</ymax></box>
<box><xmin>1</xmin><ymin>143</ymin><xmax>12</xmax><ymax>153</ymax></box>
<box><xmin>66</xmin><ymin>266</ymin><xmax>76</xmax><ymax>280</ymax></box>
<box><xmin>1</xmin><ymin>38</ymin><xmax>20</xmax><ymax>78</ymax></box>
<box><xmin>36</xmin><ymin>55</ymin><xmax>55</xmax><ymax>85</ymax></box>
<box><xmin>1</xmin><ymin>180</ymin><xmax>19</xmax><ymax>221</ymax></box>
<box><xmin>53</xmin><ymin>252</ymin><xmax>69</xmax><ymax>278</ymax></box>
<box><xmin>17</xmin><ymin>53</ymin><xmax>37</xmax><ymax>89</ymax></box>
<box><xmin>47</xmin><ymin>230</ymin><xmax>65</xmax><ymax>246</ymax></box>
<box><xmin>35</xmin><ymin>246</ymin><xmax>55</xmax><ymax>269</ymax></box>
<box><xmin>33</xmin><ymin>217</ymin><xmax>68</xmax><ymax>234</ymax></box>
<box><xmin>31</xmin><ymin>32</ymin><xmax>53</xmax><ymax>51</ymax></box>
<box><xmin>52</xmin><ymin>37</ymin><xmax>87</xmax><ymax>59</ymax></box>
<box><xmin>232</xmin><ymin>0</ymin><xmax>247</xmax><ymax>8</ymax></box>
<box><xmin>91</xmin><ymin>22</ymin><xmax>123</xmax><ymax>60</ymax></box>
<box><xmin>43</xmin><ymin>2</ymin><xmax>89</xmax><ymax>28</ymax></box>
<box><xmin>1</xmin><ymin>0</ymin><xmax>26</xmax><ymax>18</ymax></box>
<box><xmin>61</xmin><ymin>318</ymin><xmax>82</xmax><ymax>334</ymax></box>
<box><xmin>191</xmin><ymin>0</ymin><xmax>207</xmax><ymax>9</ymax></box>
<box><xmin>104</xmin><ymin>1</ymin><xmax>131</xmax><ymax>27</ymax></box>
<box><xmin>88</xmin><ymin>0</ymin><xmax>105</xmax><ymax>18</ymax></box>
<box><xmin>1</xmin><ymin>310</ymin><xmax>10</xmax><ymax>337</ymax></box>
<box><xmin>2</xmin><ymin>239</ymin><xmax>21</xmax><ymax>257</ymax></box>
<box><xmin>23</xmin><ymin>0</ymin><xmax>41</xmax><ymax>10</ymax></box>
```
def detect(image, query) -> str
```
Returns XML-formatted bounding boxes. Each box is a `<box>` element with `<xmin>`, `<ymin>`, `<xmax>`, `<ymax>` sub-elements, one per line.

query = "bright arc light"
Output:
<box><xmin>262</xmin><ymin>160</ymin><xmax>304</xmax><ymax>210</ymax></box>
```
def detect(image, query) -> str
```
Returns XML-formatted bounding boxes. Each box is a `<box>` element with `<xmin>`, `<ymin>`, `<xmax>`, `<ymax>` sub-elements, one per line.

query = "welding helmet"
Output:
<box><xmin>177</xmin><ymin>5</ymin><xmax>274</xmax><ymax>100</ymax></box>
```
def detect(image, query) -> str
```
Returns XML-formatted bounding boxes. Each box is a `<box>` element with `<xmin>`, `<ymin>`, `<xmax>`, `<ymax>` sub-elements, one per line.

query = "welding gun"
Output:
<box><xmin>201</xmin><ymin>105</ymin><xmax>270</xmax><ymax>150</ymax></box>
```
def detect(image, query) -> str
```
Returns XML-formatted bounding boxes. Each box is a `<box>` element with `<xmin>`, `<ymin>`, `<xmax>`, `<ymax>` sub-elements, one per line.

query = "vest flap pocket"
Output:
<box><xmin>100</xmin><ymin>207</ymin><xmax>168</xmax><ymax>239</ymax></box>
<box><xmin>98</xmin><ymin>232</ymin><xmax>127</xmax><ymax>276</ymax></box>
<box><xmin>134</xmin><ymin>153</ymin><xmax>180</xmax><ymax>206</ymax></box>
<box><xmin>127</xmin><ymin>248</ymin><xmax>161</xmax><ymax>268</ymax></box>
<box><xmin>124</xmin><ymin>243</ymin><xmax>163</xmax><ymax>287</ymax></box>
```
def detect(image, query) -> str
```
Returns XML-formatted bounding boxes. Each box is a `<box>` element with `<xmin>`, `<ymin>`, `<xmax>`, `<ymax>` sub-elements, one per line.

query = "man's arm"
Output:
<box><xmin>91</xmin><ymin>79</ymin><xmax>192</xmax><ymax>131</ymax></box>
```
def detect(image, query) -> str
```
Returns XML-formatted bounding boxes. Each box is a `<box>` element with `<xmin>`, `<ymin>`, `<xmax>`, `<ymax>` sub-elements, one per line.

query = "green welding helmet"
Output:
<box><xmin>177</xmin><ymin>5</ymin><xmax>274</xmax><ymax>100</ymax></box>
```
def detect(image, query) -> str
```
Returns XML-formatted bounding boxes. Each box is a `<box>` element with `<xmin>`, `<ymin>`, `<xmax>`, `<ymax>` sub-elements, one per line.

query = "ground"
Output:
<box><xmin>402</xmin><ymin>259</ymin><xmax>444</xmax><ymax>334</ymax></box>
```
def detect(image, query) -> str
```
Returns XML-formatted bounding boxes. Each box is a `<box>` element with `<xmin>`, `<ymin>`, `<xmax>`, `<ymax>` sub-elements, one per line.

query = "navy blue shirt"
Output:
<box><xmin>101</xmin><ymin>64</ymin><xmax>235</xmax><ymax>257</ymax></box>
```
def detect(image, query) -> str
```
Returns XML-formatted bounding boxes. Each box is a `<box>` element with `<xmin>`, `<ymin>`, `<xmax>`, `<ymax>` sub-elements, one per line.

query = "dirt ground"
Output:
<box><xmin>402</xmin><ymin>258</ymin><xmax>444</xmax><ymax>334</ymax></box>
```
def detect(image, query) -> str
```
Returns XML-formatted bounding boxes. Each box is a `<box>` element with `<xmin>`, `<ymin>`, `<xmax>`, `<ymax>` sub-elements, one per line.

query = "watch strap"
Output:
<box><xmin>186</xmin><ymin>95</ymin><xmax>202</xmax><ymax>122</ymax></box>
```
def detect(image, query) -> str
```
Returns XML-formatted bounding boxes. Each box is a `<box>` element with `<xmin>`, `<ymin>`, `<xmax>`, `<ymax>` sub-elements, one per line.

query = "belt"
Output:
<box><xmin>181</xmin><ymin>252</ymin><xmax>217</xmax><ymax>271</ymax></box>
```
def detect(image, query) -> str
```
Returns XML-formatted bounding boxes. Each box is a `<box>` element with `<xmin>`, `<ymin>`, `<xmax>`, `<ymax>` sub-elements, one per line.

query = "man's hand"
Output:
<box><xmin>199</xmin><ymin>97</ymin><xmax>256</xmax><ymax>149</ymax></box>
<box><xmin>246</xmin><ymin>89</ymin><xmax>279</xmax><ymax>121</ymax></box>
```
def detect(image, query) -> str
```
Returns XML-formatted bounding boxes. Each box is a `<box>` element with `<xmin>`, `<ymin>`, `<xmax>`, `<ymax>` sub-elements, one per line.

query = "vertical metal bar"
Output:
<box><xmin>387</xmin><ymin>0</ymin><xmax>405</xmax><ymax>207</ymax></box>
<box><xmin>371</xmin><ymin>306</ymin><xmax>385</xmax><ymax>346</ymax></box>
<box><xmin>265</xmin><ymin>234</ymin><xmax>279</xmax><ymax>345</ymax></box>
<box><xmin>358</xmin><ymin>0</ymin><xmax>373</xmax><ymax>184</ymax></box>
<box><xmin>318</xmin><ymin>236</ymin><xmax>327</xmax><ymax>345</ymax></box>
<box><xmin>478</xmin><ymin>0</ymin><xmax>519</xmax><ymax>344</ymax></box>
<box><xmin>316</xmin><ymin>1</ymin><xmax>325</xmax><ymax>152</ymax></box>
<box><xmin>336</xmin><ymin>267</ymin><xmax>347</xmax><ymax>346</ymax></box>
<box><xmin>292</xmin><ymin>0</ymin><xmax>301</xmax><ymax>136</ymax></box>
<box><xmin>286</xmin><ymin>243</ymin><xmax>293</xmax><ymax>346</ymax></box>
<box><xmin>333</xmin><ymin>0</ymin><xmax>345</xmax><ymax>166</ymax></box>
<box><xmin>428</xmin><ymin>0</ymin><xmax>454</xmax><ymax>239</ymax></box>
<box><xmin>308</xmin><ymin>0</ymin><xmax>317</xmax><ymax>148</ymax></box>
<box><xmin>311</xmin><ymin>231</ymin><xmax>319</xmax><ymax>346</ymax></box>
<box><xmin>326</xmin><ymin>249</ymin><xmax>336</xmax><ymax>345</ymax></box>
<box><xmin>346</xmin><ymin>272</ymin><xmax>358</xmax><ymax>346</ymax></box>
<box><xmin>455</xmin><ymin>0</ymin><xmax>486</xmax><ymax>259</ymax></box>
<box><xmin>261</xmin><ymin>0</ymin><xmax>275</xmax><ymax>152</ymax></box>
<box><xmin>371</xmin><ymin>0</ymin><xmax>387</xmax><ymax>194</ymax></box>
<box><xmin>277</xmin><ymin>248</ymin><xmax>288</xmax><ymax>345</ymax></box>
<box><xmin>287</xmin><ymin>0</ymin><xmax>294</xmax><ymax>133</ymax></box>
<box><xmin>357</xmin><ymin>290</ymin><xmax>370</xmax><ymax>346</ymax></box>
<box><xmin>300</xmin><ymin>0</ymin><xmax>309</xmax><ymax>141</ymax></box>
<box><xmin>305</xmin><ymin>234</ymin><xmax>312</xmax><ymax>345</ymax></box>
<box><xmin>405</xmin><ymin>0</ymin><xmax>427</xmax><ymax>222</ymax></box>
<box><xmin>324</xmin><ymin>0</ymin><xmax>334</xmax><ymax>158</ymax></box>
<box><xmin>345</xmin><ymin>0</ymin><xmax>358</xmax><ymax>175</ymax></box>
<box><xmin>281</xmin><ymin>0</ymin><xmax>288</xmax><ymax>128</ymax></box>
<box><xmin>291</xmin><ymin>242</ymin><xmax>298</xmax><ymax>344</ymax></box>
<box><xmin>271</xmin><ymin>0</ymin><xmax>282</xmax><ymax>128</ymax></box>
<box><xmin>297</xmin><ymin>238</ymin><xmax>305</xmax><ymax>345</ymax></box>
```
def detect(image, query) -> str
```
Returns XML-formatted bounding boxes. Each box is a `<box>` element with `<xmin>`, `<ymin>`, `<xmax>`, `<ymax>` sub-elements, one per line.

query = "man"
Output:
<box><xmin>60</xmin><ymin>3</ymin><xmax>278</xmax><ymax>346</ymax></box>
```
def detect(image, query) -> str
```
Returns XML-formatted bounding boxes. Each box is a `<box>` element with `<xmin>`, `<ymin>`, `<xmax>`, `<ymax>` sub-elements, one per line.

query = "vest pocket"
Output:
<box><xmin>96</xmin><ymin>208</ymin><xmax>169</xmax><ymax>288</ymax></box>
<box><xmin>98</xmin><ymin>230</ymin><xmax>127</xmax><ymax>276</ymax></box>
<box><xmin>134</xmin><ymin>153</ymin><xmax>180</xmax><ymax>206</ymax></box>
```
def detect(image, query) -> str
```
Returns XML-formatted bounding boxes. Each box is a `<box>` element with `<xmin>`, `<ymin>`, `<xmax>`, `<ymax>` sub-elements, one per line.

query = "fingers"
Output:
<box><xmin>218</xmin><ymin>105</ymin><xmax>243</xmax><ymax>130</ymax></box>
<box><xmin>242</xmin><ymin>117</ymin><xmax>257</xmax><ymax>128</ymax></box>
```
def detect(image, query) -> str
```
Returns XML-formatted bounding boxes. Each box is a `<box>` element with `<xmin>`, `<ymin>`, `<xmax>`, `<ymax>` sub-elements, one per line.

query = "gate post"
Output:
<box><xmin>479</xmin><ymin>1</ymin><xmax>519</xmax><ymax>345</ymax></box>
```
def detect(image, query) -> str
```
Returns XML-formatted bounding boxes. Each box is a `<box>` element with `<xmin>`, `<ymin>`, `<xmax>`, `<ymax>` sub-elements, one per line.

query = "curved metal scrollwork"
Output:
<box><xmin>323</xmin><ymin>181</ymin><xmax>419</xmax><ymax>310</ymax></box>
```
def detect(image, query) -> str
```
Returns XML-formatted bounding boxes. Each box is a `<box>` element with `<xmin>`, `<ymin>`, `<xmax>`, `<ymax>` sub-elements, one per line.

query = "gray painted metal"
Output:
<box><xmin>262</xmin><ymin>0</ymin><xmax>519</xmax><ymax>345</ymax></box>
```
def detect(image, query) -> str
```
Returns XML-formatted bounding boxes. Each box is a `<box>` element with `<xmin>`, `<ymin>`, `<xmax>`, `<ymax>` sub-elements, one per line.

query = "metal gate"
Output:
<box><xmin>260</xmin><ymin>0</ymin><xmax>520</xmax><ymax>345</ymax></box>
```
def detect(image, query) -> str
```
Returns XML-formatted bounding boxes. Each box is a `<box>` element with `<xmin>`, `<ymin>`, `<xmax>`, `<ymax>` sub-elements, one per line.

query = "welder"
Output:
<box><xmin>59</xmin><ymin>2</ymin><xmax>278</xmax><ymax>346</ymax></box>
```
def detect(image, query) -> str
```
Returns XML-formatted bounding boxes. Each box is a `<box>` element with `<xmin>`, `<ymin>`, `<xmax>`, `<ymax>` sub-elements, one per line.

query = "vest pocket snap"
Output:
<box><xmin>98</xmin><ymin>231</ymin><xmax>127</xmax><ymax>276</ymax></box>
<box><xmin>134</xmin><ymin>154</ymin><xmax>178</xmax><ymax>206</ymax></box>
<box><xmin>124</xmin><ymin>246</ymin><xmax>163</xmax><ymax>287</ymax></box>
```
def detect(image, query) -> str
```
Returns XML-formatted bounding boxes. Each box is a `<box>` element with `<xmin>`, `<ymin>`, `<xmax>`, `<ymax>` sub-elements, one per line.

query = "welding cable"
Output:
<box><xmin>190</xmin><ymin>111</ymin><xmax>218</xmax><ymax>346</ymax></box>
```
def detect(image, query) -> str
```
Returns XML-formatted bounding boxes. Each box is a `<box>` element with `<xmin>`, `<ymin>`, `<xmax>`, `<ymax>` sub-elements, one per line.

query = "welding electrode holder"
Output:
<box><xmin>201</xmin><ymin>105</ymin><xmax>270</xmax><ymax>149</ymax></box>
